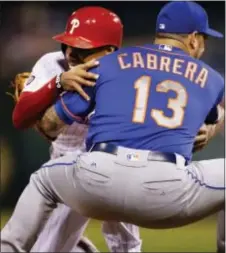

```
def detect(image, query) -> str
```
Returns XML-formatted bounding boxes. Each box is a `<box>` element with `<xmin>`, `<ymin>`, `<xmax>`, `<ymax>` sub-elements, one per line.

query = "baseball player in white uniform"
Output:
<box><xmin>30</xmin><ymin>51</ymin><xmax>140</xmax><ymax>253</ymax></box>
<box><xmin>10</xmin><ymin>7</ymin><xmax>141</xmax><ymax>253</ymax></box>
<box><xmin>2</xmin><ymin>2</ymin><xmax>225</xmax><ymax>253</ymax></box>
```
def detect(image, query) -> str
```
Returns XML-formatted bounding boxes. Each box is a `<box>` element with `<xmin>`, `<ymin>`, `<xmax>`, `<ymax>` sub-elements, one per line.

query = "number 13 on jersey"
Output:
<box><xmin>132</xmin><ymin>76</ymin><xmax>188</xmax><ymax>128</ymax></box>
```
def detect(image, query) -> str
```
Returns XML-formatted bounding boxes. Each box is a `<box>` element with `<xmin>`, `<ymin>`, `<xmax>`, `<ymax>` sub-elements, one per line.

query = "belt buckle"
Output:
<box><xmin>148</xmin><ymin>151</ymin><xmax>176</xmax><ymax>164</ymax></box>
<box><xmin>148</xmin><ymin>151</ymin><xmax>165</xmax><ymax>162</ymax></box>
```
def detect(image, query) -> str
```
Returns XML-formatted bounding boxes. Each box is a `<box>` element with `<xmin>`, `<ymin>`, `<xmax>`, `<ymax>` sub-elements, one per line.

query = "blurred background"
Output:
<box><xmin>0</xmin><ymin>1</ymin><xmax>225</xmax><ymax>252</ymax></box>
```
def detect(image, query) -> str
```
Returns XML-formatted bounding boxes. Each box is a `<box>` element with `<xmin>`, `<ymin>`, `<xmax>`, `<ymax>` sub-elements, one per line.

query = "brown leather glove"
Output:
<box><xmin>7</xmin><ymin>72</ymin><xmax>31</xmax><ymax>102</ymax></box>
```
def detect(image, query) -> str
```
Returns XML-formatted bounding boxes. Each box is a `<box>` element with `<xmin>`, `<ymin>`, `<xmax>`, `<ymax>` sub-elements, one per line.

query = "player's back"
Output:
<box><xmin>87</xmin><ymin>44</ymin><xmax>224</xmax><ymax>161</ymax></box>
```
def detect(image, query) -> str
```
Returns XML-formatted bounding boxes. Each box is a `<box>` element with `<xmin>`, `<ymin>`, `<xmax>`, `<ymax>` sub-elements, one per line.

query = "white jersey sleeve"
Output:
<box><xmin>23</xmin><ymin>51</ymin><xmax>65</xmax><ymax>93</ymax></box>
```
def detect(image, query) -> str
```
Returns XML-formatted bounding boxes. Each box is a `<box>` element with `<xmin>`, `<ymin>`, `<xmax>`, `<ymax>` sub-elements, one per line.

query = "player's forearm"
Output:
<box><xmin>12</xmin><ymin>77</ymin><xmax>59</xmax><ymax>129</ymax></box>
<box><xmin>37</xmin><ymin>106</ymin><xmax>66</xmax><ymax>139</ymax></box>
<box><xmin>34</xmin><ymin>89</ymin><xmax>90</xmax><ymax>139</ymax></box>
<box><xmin>33</xmin><ymin>123</ymin><xmax>56</xmax><ymax>141</ymax></box>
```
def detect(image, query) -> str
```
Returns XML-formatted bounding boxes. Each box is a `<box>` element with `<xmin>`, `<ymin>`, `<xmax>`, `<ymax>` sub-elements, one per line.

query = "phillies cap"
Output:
<box><xmin>156</xmin><ymin>1</ymin><xmax>223</xmax><ymax>38</ymax></box>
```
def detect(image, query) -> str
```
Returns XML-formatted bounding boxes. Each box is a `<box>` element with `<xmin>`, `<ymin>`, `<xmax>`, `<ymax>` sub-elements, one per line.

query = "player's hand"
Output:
<box><xmin>60</xmin><ymin>59</ymin><xmax>100</xmax><ymax>101</ymax></box>
<box><xmin>193</xmin><ymin>124</ymin><xmax>209</xmax><ymax>153</ymax></box>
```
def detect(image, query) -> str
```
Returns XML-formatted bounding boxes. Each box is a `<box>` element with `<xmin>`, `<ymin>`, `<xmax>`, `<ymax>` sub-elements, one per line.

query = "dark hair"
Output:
<box><xmin>61</xmin><ymin>44</ymin><xmax>67</xmax><ymax>54</ymax></box>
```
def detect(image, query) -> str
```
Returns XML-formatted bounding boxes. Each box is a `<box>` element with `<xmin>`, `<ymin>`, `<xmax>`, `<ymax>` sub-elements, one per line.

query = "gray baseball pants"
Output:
<box><xmin>1</xmin><ymin>146</ymin><xmax>225</xmax><ymax>252</ymax></box>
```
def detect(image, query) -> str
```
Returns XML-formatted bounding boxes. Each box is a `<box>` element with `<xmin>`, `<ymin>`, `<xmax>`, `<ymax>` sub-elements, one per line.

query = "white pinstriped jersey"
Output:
<box><xmin>50</xmin><ymin>122</ymin><xmax>88</xmax><ymax>159</ymax></box>
<box><xmin>22</xmin><ymin>51</ymin><xmax>88</xmax><ymax>158</ymax></box>
<box><xmin>22</xmin><ymin>51</ymin><xmax>142</xmax><ymax>252</ymax></box>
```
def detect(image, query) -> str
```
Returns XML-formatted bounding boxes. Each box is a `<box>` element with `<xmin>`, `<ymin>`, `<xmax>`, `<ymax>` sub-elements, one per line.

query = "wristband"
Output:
<box><xmin>56</xmin><ymin>73</ymin><xmax>64</xmax><ymax>93</ymax></box>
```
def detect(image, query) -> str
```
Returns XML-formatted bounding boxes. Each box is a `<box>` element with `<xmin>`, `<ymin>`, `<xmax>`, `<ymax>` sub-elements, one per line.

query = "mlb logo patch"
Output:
<box><xmin>127</xmin><ymin>153</ymin><xmax>139</xmax><ymax>161</ymax></box>
<box><xmin>159</xmin><ymin>23</ymin><xmax>165</xmax><ymax>30</ymax></box>
<box><xmin>159</xmin><ymin>44</ymin><xmax>172</xmax><ymax>52</ymax></box>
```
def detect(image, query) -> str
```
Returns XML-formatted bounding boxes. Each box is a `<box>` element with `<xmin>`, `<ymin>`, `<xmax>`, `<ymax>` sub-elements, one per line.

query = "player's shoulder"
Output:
<box><xmin>196</xmin><ymin>59</ymin><xmax>224</xmax><ymax>87</ymax></box>
<box><xmin>31</xmin><ymin>51</ymin><xmax>66</xmax><ymax>73</ymax></box>
<box><xmin>35</xmin><ymin>51</ymin><xmax>64</xmax><ymax>65</ymax></box>
<box><xmin>94</xmin><ymin>47</ymin><xmax>136</xmax><ymax>77</ymax></box>
<box><xmin>98</xmin><ymin>46</ymin><xmax>136</xmax><ymax>65</ymax></box>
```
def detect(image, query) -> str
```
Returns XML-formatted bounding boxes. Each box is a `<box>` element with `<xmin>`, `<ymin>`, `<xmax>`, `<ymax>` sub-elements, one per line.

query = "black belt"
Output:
<box><xmin>90</xmin><ymin>143</ymin><xmax>182</xmax><ymax>164</ymax></box>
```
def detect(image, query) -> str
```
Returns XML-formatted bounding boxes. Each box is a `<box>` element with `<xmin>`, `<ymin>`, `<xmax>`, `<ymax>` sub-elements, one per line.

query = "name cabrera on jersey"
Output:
<box><xmin>23</xmin><ymin>51</ymin><xmax>88</xmax><ymax>157</ymax></box>
<box><xmin>54</xmin><ymin>44</ymin><xmax>224</xmax><ymax>162</ymax></box>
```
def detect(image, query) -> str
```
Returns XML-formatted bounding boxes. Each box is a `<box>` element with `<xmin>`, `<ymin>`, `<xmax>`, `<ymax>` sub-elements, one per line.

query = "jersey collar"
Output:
<box><xmin>142</xmin><ymin>43</ymin><xmax>190</xmax><ymax>56</ymax></box>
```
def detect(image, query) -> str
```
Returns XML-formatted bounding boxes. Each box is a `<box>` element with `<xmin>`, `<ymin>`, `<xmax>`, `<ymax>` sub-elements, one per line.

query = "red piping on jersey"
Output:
<box><xmin>13</xmin><ymin>76</ymin><xmax>59</xmax><ymax>129</ymax></box>
<box><xmin>60</xmin><ymin>96</ymin><xmax>85</xmax><ymax>123</ymax></box>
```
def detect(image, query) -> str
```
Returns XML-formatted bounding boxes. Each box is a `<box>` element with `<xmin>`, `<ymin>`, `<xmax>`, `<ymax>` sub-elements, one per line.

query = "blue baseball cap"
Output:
<box><xmin>156</xmin><ymin>1</ymin><xmax>223</xmax><ymax>38</ymax></box>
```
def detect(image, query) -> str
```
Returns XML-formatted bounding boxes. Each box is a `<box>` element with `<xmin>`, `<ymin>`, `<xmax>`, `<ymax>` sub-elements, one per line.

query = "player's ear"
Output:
<box><xmin>189</xmin><ymin>32</ymin><xmax>198</xmax><ymax>50</ymax></box>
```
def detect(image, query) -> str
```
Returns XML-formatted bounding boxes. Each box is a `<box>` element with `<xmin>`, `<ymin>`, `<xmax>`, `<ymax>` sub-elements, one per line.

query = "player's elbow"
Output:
<box><xmin>37</xmin><ymin>107</ymin><xmax>66</xmax><ymax>138</ymax></box>
<box><xmin>12</xmin><ymin>91</ymin><xmax>46</xmax><ymax>129</ymax></box>
<box><xmin>12</xmin><ymin>109</ymin><xmax>22</xmax><ymax>129</ymax></box>
<box><xmin>12</xmin><ymin>97</ymin><xmax>38</xmax><ymax>129</ymax></box>
<box><xmin>12</xmin><ymin>105</ymin><xmax>32</xmax><ymax>129</ymax></box>
<box><xmin>38</xmin><ymin>118</ymin><xmax>54</xmax><ymax>134</ymax></box>
<box><xmin>37</xmin><ymin>119</ymin><xmax>63</xmax><ymax>139</ymax></box>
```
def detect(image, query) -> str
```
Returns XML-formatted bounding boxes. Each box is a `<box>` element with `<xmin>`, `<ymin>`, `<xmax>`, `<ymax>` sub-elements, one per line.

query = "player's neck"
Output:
<box><xmin>154</xmin><ymin>38</ymin><xmax>190</xmax><ymax>55</ymax></box>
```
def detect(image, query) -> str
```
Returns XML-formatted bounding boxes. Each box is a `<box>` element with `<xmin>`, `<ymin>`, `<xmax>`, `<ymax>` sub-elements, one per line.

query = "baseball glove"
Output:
<box><xmin>6</xmin><ymin>72</ymin><xmax>31</xmax><ymax>102</ymax></box>
<box><xmin>7</xmin><ymin>72</ymin><xmax>55</xmax><ymax>141</ymax></box>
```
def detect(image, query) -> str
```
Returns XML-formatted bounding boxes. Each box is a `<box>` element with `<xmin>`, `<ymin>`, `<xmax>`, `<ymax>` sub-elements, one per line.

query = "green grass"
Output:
<box><xmin>1</xmin><ymin>210</ymin><xmax>217</xmax><ymax>252</ymax></box>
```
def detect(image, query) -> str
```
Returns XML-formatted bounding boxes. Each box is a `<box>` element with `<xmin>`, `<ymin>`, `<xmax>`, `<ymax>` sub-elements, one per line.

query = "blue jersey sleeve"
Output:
<box><xmin>54</xmin><ymin>88</ymin><xmax>94</xmax><ymax>125</ymax></box>
<box><xmin>54</xmin><ymin>66</ymin><xmax>100</xmax><ymax>125</ymax></box>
